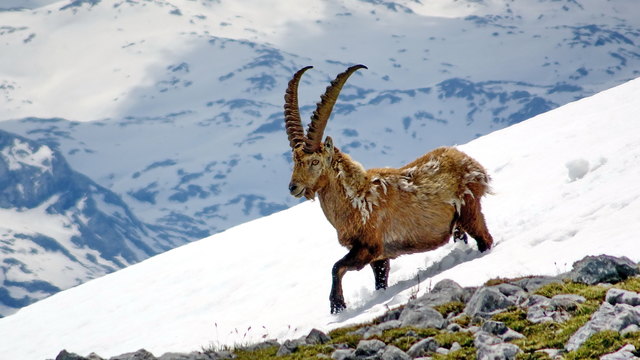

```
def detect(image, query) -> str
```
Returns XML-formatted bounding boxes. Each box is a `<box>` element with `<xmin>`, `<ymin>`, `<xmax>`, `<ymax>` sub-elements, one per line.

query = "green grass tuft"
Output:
<box><xmin>434</xmin><ymin>301</ymin><xmax>466</xmax><ymax>318</ymax></box>
<box><xmin>534</xmin><ymin>281</ymin><xmax>607</xmax><ymax>301</ymax></box>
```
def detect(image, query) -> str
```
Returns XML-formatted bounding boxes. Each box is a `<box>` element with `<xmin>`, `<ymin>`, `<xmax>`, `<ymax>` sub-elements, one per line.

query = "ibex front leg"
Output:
<box><xmin>330</xmin><ymin>243</ymin><xmax>378</xmax><ymax>314</ymax></box>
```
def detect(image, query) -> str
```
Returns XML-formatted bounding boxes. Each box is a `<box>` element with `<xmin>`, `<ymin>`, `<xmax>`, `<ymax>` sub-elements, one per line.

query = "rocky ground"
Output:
<box><xmin>54</xmin><ymin>254</ymin><xmax>640</xmax><ymax>360</ymax></box>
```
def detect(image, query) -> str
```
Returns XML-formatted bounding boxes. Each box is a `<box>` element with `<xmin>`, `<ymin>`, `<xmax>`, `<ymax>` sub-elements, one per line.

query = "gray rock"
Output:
<box><xmin>551</xmin><ymin>294</ymin><xmax>586</xmax><ymax>311</ymax></box>
<box><xmin>522</xmin><ymin>294</ymin><xmax>551</xmax><ymax>308</ymax></box>
<box><xmin>567</xmin><ymin>302</ymin><xmax>640</xmax><ymax>351</ymax></box>
<box><xmin>606</xmin><ymin>288</ymin><xmax>640</xmax><ymax>307</ymax></box>
<box><xmin>276</xmin><ymin>339</ymin><xmax>305</xmax><ymax>356</ymax></box>
<box><xmin>621</xmin><ymin>324</ymin><xmax>640</xmax><ymax>336</ymax></box>
<box><xmin>306</xmin><ymin>329</ymin><xmax>331</xmax><ymax>345</ymax></box>
<box><xmin>600</xmin><ymin>344</ymin><xmax>638</xmax><ymax>360</ymax></box>
<box><xmin>501</xmin><ymin>329</ymin><xmax>525</xmax><ymax>342</ymax></box>
<box><xmin>567</xmin><ymin>255</ymin><xmax>639</xmax><ymax>285</ymax></box>
<box><xmin>450</xmin><ymin>342</ymin><xmax>462</xmax><ymax>352</ymax></box>
<box><xmin>87</xmin><ymin>354</ymin><xmax>105</xmax><ymax>360</ymax></box>
<box><xmin>207</xmin><ymin>351</ymin><xmax>234</xmax><ymax>360</ymax></box>
<box><xmin>363</xmin><ymin>320</ymin><xmax>402</xmax><ymax>339</ymax></box>
<box><xmin>410</xmin><ymin>279</ymin><xmax>466</xmax><ymax>309</ymax></box>
<box><xmin>476</xmin><ymin>344</ymin><xmax>521</xmax><ymax>360</ymax></box>
<box><xmin>494</xmin><ymin>283</ymin><xmax>526</xmax><ymax>298</ymax></box>
<box><xmin>399</xmin><ymin>305</ymin><xmax>446</xmax><ymax>329</ymax></box>
<box><xmin>474</xmin><ymin>331</ymin><xmax>502</xmax><ymax>348</ymax></box>
<box><xmin>474</xmin><ymin>331</ymin><xmax>520</xmax><ymax>360</ymax></box>
<box><xmin>331</xmin><ymin>349</ymin><xmax>355</xmax><ymax>360</ymax></box>
<box><xmin>378</xmin><ymin>308</ymin><xmax>403</xmax><ymax>322</ymax></box>
<box><xmin>239</xmin><ymin>340</ymin><xmax>280</xmax><ymax>352</ymax></box>
<box><xmin>466</xmin><ymin>325</ymin><xmax>481</xmax><ymax>334</ymax></box>
<box><xmin>512</xmin><ymin>276</ymin><xmax>562</xmax><ymax>293</ymax></box>
<box><xmin>446</xmin><ymin>323</ymin><xmax>461</xmax><ymax>332</ymax></box>
<box><xmin>355</xmin><ymin>339</ymin><xmax>386</xmax><ymax>357</ymax></box>
<box><xmin>56</xmin><ymin>350</ymin><xmax>88</xmax><ymax>360</ymax></box>
<box><xmin>481</xmin><ymin>321</ymin><xmax>507</xmax><ymax>336</ymax></box>
<box><xmin>380</xmin><ymin>345</ymin><xmax>410</xmax><ymax>360</ymax></box>
<box><xmin>157</xmin><ymin>353</ymin><xmax>211</xmax><ymax>360</ymax></box>
<box><xmin>109</xmin><ymin>349</ymin><xmax>157</xmax><ymax>360</ymax></box>
<box><xmin>464</xmin><ymin>287</ymin><xmax>515</xmax><ymax>318</ymax></box>
<box><xmin>406</xmin><ymin>337</ymin><xmax>438</xmax><ymax>358</ymax></box>
<box><xmin>535</xmin><ymin>348</ymin><xmax>565</xmax><ymax>359</ymax></box>
<box><xmin>527</xmin><ymin>294</ymin><xmax>585</xmax><ymax>324</ymax></box>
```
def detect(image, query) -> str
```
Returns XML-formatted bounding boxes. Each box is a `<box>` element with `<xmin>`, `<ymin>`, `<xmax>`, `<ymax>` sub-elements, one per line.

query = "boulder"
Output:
<box><xmin>527</xmin><ymin>294</ymin><xmax>586</xmax><ymax>324</ymax></box>
<box><xmin>157</xmin><ymin>353</ymin><xmax>212</xmax><ymax>360</ymax></box>
<box><xmin>276</xmin><ymin>339</ymin><xmax>305</xmax><ymax>356</ymax></box>
<box><xmin>399</xmin><ymin>305</ymin><xmax>446</xmax><ymax>329</ymax></box>
<box><xmin>354</xmin><ymin>339</ymin><xmax>386</xmax><ymax>357</ymax></box>
<box><xmin>567</xmin><ymin>255</ymin><xmax>639</xmax><ymax>285</ymax></box>
<box><xmin>56</xmin><ymin>350</ymin><xmax>89</xmax><ymax>360</ymax></box>
<box><xmin>464</xmin><ymin>287</ymin><xmax>515</xmax><ymax>318</ymax></box>
<box><xmin>409</xmin><ymin>279</ymin><xmax>466</xmax><ymax>309</ymax></box>
<box><xmin>110</xmin><ymin>349</ymin><xmax>157</xmax><ymax>360</ymax></box>
<box><xmin>331</xmin><ymin>349</ymin><xmax>355</xmax><ymax>360</ymax></box>
<box><xmin>363</xmin><ymin>320</ymin><xmax>402</xmax><ymax>339</ymax></box>
<box><xmin>474</xmin><ymin>331</ymin><xmax>520</xmax><ymax>360</ymax></box>
<box><xmin>606</xmin><ymin>288</ymin><xmax>640</xmax><ymax>307</ymax></box>
<box><xmin>306</xmin><ymin>328</ymin><xmax>331</xmax><ymax>345</ymax></box>
<box><xmin>380</xmin><ymin>345</ymin><xmax>410</xmax><ymax>360</ymax></box>
<box><xmin>406</xmin><ymin>337</ymin><xmax>439</xmax><ymax>358</ymax></box>
<box><xmin>566</xmin><ymin>302</ymin><xmax>640</xmax><ymax>351</ymax></box>
<box><xmin>600</xmin><ymin>344</ymin><xmax>638</xmax><ymax>360</ymax></box>
<box><xmin>512</xmin><ymin>276</ymin><xmax>562</xmax><ymax>293</ymax></box>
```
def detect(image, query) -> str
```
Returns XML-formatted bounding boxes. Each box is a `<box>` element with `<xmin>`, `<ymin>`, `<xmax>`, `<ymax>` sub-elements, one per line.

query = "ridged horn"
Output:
<box><xmin>284</xmin><ymin>66</ymin><xmax>313</xmax><ymax>149</ymax></box>
<box><xmin>304</xmin><ymin>64</ymin><xmax>367</xmax><ymax>153</ymax></box>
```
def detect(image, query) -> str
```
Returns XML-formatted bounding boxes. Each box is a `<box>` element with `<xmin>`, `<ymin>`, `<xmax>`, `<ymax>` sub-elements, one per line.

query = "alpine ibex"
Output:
<box><xmin>284</xmin><ymin>65</ymin><xmax>494</xmax><ymax>313</ymax></box>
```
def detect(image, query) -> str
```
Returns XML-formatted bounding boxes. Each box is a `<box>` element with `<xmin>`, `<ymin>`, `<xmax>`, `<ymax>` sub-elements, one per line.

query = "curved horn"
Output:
<box><xmin>284</xmin><ymin>66</ymin><xmax>313</xmax><ymax>149</ymax></box>
<box><xmin>304</xmin><ymin>64</ymin><xmax>367</xmax><ymax>153</ymax></box>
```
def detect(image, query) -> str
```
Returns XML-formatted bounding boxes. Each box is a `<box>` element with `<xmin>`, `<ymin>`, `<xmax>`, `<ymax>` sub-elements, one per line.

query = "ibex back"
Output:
<box><xmin>284</xmin><ymin>65</ymin><xmax>494</xmax><ymax>314</ymax></box>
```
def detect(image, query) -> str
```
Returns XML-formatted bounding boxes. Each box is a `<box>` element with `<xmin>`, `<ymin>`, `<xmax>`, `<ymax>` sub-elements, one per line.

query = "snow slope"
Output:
<box><xmin>0</xmin><ymin>74</ymin><xmax>638</xmax><ymax>360</ymax></box>
<box><xmin>2</xmin><ymin>0</ymin><xmax>640</xmax><ymax>245</ymax></box>
<box><xmin>2</xmin><ymin>1</ymin><xmax>640</xmax><ymax>316</ymax></box>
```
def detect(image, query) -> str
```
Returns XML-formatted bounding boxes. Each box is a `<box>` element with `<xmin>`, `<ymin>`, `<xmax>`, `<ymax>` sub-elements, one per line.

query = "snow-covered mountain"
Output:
<box><xmin>1</xmin><ymin>0</ymin><xmax>640</xmax><ymax>315</ymax></box>
<box><xmin>0</xmin><ymin>69</ymin><xmax>638</xmax><ymax>360</ymax></box>
<box><xmin>0</xmin><ymin>130</ymin><xmax>180</xmax><ymax>315</ymax></box>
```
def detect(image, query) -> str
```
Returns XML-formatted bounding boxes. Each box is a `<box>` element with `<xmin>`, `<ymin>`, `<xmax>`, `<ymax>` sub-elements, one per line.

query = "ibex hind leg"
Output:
<box><xmin>459</xmin><ymin>194</ymin><xmax>493</xmax><ymax>252</ymax></box>
<box><xmin>371</xmin><ymin>259</ymin><xmax>390</xmax><ymax>290</ymax></box>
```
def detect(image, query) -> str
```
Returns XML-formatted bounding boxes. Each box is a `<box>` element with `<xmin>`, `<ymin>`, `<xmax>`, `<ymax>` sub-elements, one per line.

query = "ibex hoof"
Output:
<box><xmin>330</xmin><ymin>300</ymin><xmax>346</xmax><ymax>314</ymax></box>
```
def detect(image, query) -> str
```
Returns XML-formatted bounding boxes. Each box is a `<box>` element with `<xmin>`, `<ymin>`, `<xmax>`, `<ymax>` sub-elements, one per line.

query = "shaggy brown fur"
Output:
<box><xmin>284</xmin><ymin>66</ymin><xmax>493</xmax><ymax>313</ymax></box>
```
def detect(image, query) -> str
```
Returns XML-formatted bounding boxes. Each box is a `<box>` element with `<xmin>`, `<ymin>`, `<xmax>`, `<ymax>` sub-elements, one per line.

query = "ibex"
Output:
<box><xmin>284</xmin><ymin>65</ymin><xmax>494</xmax><ymax>313</ymax></box>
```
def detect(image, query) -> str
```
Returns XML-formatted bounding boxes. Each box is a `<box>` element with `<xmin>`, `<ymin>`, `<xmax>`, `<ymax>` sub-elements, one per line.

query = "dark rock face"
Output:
<box><xmin>568</xmin><ymin>255</ymin><xmax>639</xmax><ymax>285</ymax></box>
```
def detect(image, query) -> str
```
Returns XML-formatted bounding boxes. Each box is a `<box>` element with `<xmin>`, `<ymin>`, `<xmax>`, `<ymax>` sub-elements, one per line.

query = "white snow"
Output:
<box><xmin>0</xmin><ymin>73</ymin><xmax>639</xmax><ymax>359</ymax></box>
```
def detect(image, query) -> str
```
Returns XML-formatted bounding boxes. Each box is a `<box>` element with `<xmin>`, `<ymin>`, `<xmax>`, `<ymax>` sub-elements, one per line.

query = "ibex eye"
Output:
<box><xmin>311</xmin><ymin>160</ymin><xmax>320</xmax><ymax>166</ymax></box>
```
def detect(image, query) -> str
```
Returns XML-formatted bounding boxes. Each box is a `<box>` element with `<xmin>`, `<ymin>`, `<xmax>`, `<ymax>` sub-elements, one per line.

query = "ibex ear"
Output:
<box><xmin>324</xmin><ymin>136</ymin><xmax>334</xmax><ymax>152</ymax></box>
<box><xmin>324</xmin><ymin>136</ymin><xmax>334</xmax><ymax>164</ymax></box>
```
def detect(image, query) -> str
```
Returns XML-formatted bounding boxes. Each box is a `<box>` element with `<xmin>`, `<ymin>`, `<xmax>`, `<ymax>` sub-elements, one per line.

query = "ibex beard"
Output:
<box><xmin>284</xmin><ymin>65</ymin><xmax>494</xmax><ymax>314</ymax></box>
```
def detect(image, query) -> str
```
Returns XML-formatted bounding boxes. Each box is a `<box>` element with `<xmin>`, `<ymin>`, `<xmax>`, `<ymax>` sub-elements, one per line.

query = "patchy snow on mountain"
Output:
<box><xmin>0</xmin><ymin>72</ymin><xmax>638</xmax><ymax>360</ymax></box>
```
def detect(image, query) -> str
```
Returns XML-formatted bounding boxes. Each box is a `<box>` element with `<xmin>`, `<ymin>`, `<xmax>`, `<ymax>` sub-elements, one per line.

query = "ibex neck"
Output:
<box><xmin>317</xmin><ymin>148</ymin><xmax>371</xmax><ymax>230</ymax></box>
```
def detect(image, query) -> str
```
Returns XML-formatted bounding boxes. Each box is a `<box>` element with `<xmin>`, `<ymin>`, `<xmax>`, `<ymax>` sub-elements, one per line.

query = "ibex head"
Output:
<box><xmin>284</xmin><ymin>65</ymin><xmax>367</xmax><ymax>199</ymax></box>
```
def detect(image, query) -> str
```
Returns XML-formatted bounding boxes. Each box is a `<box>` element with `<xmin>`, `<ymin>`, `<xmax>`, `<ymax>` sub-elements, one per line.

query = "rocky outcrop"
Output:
<box><xmin>53</xmin><ymin>254</ymin><xmax>640</xmax><ymax>360</ymax></box>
